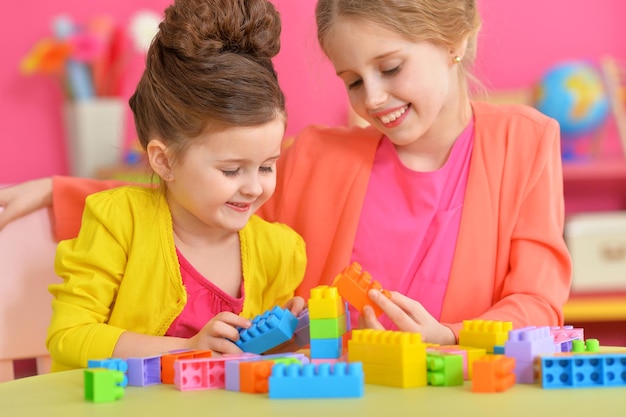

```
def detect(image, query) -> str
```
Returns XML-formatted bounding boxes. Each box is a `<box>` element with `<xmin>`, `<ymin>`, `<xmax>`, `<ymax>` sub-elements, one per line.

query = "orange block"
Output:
<box><xmin>471</xmin><ymin>355</ymin><xmax>516</xmax><ymax>393</ymax></box>
<box><xmin>161</xmin><ymin>350</ymin><xmax>213</xmax><ymax>384</ymax></box>
<box><xmin>239</xmin><ymin>360</ymin><xmax>274</xmax><ymax>393</ymax></box>
<box><xmin>332</xmin><ymin>262</ymin><xmax>391</xmax><ymax>317</ymax></box>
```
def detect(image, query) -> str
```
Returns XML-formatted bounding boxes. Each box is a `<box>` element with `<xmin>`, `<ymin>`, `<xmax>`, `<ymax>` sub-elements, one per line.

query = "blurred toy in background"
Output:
<box><xmin>533</xmin><ymin>60</ymin><xmax>610</xmax><ymax>161</ymax></box>
<box><xmin>601</xmin><ymin>56</ymin><xmax>626</xmax><ymax>152</ymax></box>
<box><xmin>123</xmin><ymin>140</ymin><xmax>146</xmax><ymax>165</ymax></box>
<box><xmin>20</xmin><ymin>11</ymin><xmax>161</xmax><ymax>101</ymax></box>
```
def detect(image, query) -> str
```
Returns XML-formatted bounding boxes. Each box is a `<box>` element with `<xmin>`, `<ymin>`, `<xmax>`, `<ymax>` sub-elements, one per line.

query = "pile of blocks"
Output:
<box><xmin>83</xmin><ymin>261</ymin><xmax>626</xmax><ymax>402</ymax></box>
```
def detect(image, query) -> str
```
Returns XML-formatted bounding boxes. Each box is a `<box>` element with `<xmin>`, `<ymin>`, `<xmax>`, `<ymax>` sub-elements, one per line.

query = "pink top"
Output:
<box><xmin>165</xmin><ymin>248</ymin><xmax>244</xmax><ymax>338</ymax></box>
<box><xmin>351</xmin><ymin>119</ymin><xmax>474</xmax><ymax>328</ymax></box>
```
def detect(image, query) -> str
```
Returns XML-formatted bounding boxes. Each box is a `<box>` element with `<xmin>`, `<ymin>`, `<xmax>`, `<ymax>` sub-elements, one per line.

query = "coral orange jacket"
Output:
<box><xmin>52</xmin><ymin>101</ymin><xmax>572</xmax><ymax>338</ymax></box>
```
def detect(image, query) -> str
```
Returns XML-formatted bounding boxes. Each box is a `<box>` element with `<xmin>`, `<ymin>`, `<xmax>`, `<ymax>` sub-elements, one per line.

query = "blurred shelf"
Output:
<box><xmin>564</xmin><ymin>293</ymin><xmax>626</xmax><ymax>322</ymax></box>
<box><xmin>563</xmin><ymin>159</ymin><xmax>626</xmax><ymax>181</ymax></box>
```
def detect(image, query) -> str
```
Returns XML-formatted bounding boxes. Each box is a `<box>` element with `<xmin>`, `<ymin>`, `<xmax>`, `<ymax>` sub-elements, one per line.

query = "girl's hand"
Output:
<box><xmin>261</xmin><ymin>296</ymin><xmax>307</xmax><ymax>354</ymax></box>
<box><xmin>0</xmin><ymin>178</ymin><xmax>53</xmax><ymax>231</ymax></box>
<box><xmin>187</xmin><ymin>311</ymin><xmax>251</xmax><ymax>354</ymax></box>
<box><xmin>359</xmin><ymin>290</ymin><xmax>456</xmax><ymax>345</ymax></box>
<box><xmin>283</xmin><ymin>296</ymin><xmax>306</xmax><ymax>317</ymax></box>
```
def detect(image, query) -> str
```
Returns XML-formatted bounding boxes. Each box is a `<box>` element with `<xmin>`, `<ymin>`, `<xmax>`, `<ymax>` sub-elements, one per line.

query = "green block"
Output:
<box><xmin>309</xmin><ymin>315</ymin><xmax>347</xmax><ymax>339</ymax></box>
<box><xmin>84</xmin><ymin>369</ymin><xmax>125</xmax><ymax>402</ymax></box>
<box><xmin>426</xmin><ymin>352</ymin><xmax>464</xmax><ymax>386</ymax></box>
<box><xmin>268</xmin><ymin>357</ymin><xmax>302</xmax><ymax>365</ymax></box>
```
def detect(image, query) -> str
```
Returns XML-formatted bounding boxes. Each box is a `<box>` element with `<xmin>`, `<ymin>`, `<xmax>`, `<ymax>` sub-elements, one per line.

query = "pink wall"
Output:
<box><xmin>2</xmin><ymin>0</ymin><xmax>626</xmax><ymax>183</ymax></box>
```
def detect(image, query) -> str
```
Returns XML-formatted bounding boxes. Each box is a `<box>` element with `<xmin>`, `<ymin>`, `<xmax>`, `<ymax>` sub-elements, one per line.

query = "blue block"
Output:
<box><xmin>269</xmin><ymin>362</ymin><xmax>364</xmax><ymax>399</ymax></box>
<box><xmin>235</xmin><ymin>306</ymin><xmax>299</xmax><ymax>354</ymax></box>
<box><xmin>310</xmin><ymin>336</ymin><xmax>343</xmax><ymax>359</ymax></box>
<box><xmin>225</xmin><ymin>352</ymin><xmax>309</xmax><ymax>391</ymax></box>
<box><xmin>540</xmin><ymin>353</ymin><xmax>626</xmax><ymax>389</ymax></box>
<box><xmin>87</xmin><ymin>358</ymin><xmax>129</xmax><ymax>387</ymax></box>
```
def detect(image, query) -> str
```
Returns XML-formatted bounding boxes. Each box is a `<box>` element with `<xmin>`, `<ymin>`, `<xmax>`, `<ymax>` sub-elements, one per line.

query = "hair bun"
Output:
<box><xmin>158</xmin><ymin>0</ymin><xmax>281</xmax><ymax>61</ymax></box>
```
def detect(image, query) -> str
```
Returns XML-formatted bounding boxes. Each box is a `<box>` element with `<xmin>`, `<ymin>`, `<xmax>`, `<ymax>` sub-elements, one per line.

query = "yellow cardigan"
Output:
<box><xmin>48</xmin><ymin>186</ymin><xmax>305</xmax><ymax>371</ymax></box>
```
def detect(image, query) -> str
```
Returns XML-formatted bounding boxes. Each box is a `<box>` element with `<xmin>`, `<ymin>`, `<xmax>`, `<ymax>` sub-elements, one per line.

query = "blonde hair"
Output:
<box><xmin>316</xmin><ymin>0</ymin><xmax>482</xmax><ymax>93</ymax></box>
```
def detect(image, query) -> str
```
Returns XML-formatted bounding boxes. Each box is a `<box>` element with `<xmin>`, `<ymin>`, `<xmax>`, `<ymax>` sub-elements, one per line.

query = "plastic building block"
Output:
<box><xmin>84</xmin><ymin>369</ymin><xmax>125</xmax><ymax>402</ymax></box>
<box><xmin>572</xmin><ymin>338</ymin><xmax>600</xmax><ymax>353</ymax></box>
<box><xmin>310</xmin><ymin>336</ymin><xmax>343</xmax><ymax>359</ymax></box>
<box><xmin>555</xmin><ymin>338</ymin><xmax>574</xmax><ymax>353</ymax></box>
<box><xmin>540</xmin><ymin>352</ymin><xmax>626</xmax><ymax>389</ymax></box>
<box><xmin>174</xmin><ymin>353</ymin><xmax>257</xmax><ymax>391</ymax></box>
<box><xmin>237</xmin><ymin>357</ymin><xmax>303</xmax><ymax>394</ymax></box>
<box><xmin>239</xmin><ymin>360</ymin><xmax>274</xmax><ymax>393</ymax></box>
<box><xmin>269</xmin><ymin>362</ymin><xmax>364</xmax><ymax>399</ymax></box>
<box><xmin>161</xmin><ymin>349</ymin><xmax>212</xmax><ymax>384</ymax></box>
<box><xmin>348</xmin><ymin>329</ymin><xmax>427</xmax><ymax>388</ymax></box>
<box><xmin>224</xmin><ymin>353</ymin><xmax>307</xmax><ymax>392</ymax></box>
<box><xmin>428</xmin><ymin>346</ymin><xmax>469</xmax><ymax>379</ymax></box>
<box><xmin>452</xmin><ymin>345</ymin><xmax>487</xmax><ymax>380</ymax></box>
<box><xmin>472</xmin><ymin>355</ymin><xmax>516</xmax><ymax>393</ymax></box>
<box><xmin>331</xmin><ymin>262</ymin><xmax>391</xmax><ymax>317</ymax></box>
<box><xmin>362</xmin><ymin>361</ymin><xmax>427</xmax><ymax>388</ymax></box>
<box><xmin>427</xmin><ymin>352</ymin><xmax>464</xmax><ymax>386</ymax></box>
<box><xmin>506</xmin><ymin>326</ymin><xmax>556</xmax><ymax>362</ymax></box>
<box><xmin>505</xmin><ymin>326</ymin><xmax>555</xmax><ymax>384</ymax></box>
<box><xmin>348</xmin><ymin>329</ymin><xmax>426</xmax><ymax>366</ymax></box>
<box><xmin>458</xmin><ymin>320</ymin><xmax>513</xmax><ymax>353</ymax></box>
<box><xmin>550</xmin><ymin>326</ymin><xmax>584</xmax><ymax>352</ymax></box>
<box><xmin>550</xmin><ymin>325</ymin><xmax>584</xmax><ymax>342</ymax></box>
<box><xmin>235</xmin><ymin>306</ymin><xmax>298</xmax><ymax>354</ymax></box>
<box><xmin>294</xmin><ymin>308</ymin><xmax>310</xmax><ymax>347</ymax></box>
<box><xmin>174</xmin><ymin>356</ymin><xmax>240</xmax><ymax>391</ymax></box>
<box><xmin>311</xmin><ymin>353</ymin><xmax>349</xmax><ymax>366</ymax></box>
<box><xmin>87</xmin><ymin>358</ymin><xmax>129</xmax><ymax>387</ymax></box>
<box><xmin>309</xmin><ymin>315</ymin><xmax>347</xmax><ymax>339</ymax></box>
<box><xmin>127</xmin><ymin>355</ymin><xmax>161</xmax><ymax>386</ymax></box>
<box><xmin>308</xmin><ymin>286</ymin><xmax>345</xmax><ymax>319</ymax></box>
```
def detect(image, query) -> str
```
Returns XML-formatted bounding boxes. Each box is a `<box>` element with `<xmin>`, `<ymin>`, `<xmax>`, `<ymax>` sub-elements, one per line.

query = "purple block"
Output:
<box><xmin>225</xmin><ymin>360</ymin><xmax>242</xmax><ymax>391</ymax></box>
<box><xmin>127</xmin><ymin>356</ymin><xmax>161</xmax><ymax>386</ymax></box>
<box><xmin>514</xmin><ymin>360</ymin><xmax>535</xmax><ymax>384</ymax></box>
<box><xmin>505</xmin><ymin>326</ymin><xmax>555</xmax><ymax>362</ymax></box>
<box><xmin>294</xmin><ymin>308</ymin><xmax>310</xmax><ymax>347</ymax></box>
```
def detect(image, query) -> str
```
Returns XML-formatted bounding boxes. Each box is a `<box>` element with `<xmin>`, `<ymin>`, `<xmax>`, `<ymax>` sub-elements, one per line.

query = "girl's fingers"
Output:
<box><xmin>284</xmin><ymin>296</ymin><xmax>306</xmax><ymax>316</ymax></box>
<box><xmin>360</xmin><ymin>305</ymin><xmax>385</xmax><ymax>330</ymax></box>
<box><xmin>368</xmin><ymin>290</ymin><xmax>422</xmax><ymax>332</ymax></box>
<box><xmin>214</xmin><ymin>312</ymin><xmax>251</xmax><ymax>329</ymax></box>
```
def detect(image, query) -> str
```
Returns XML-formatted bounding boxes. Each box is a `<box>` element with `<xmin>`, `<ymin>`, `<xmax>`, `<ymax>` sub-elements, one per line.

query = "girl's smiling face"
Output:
<box><xmin>163</xmin><ymin>117</ymin><xmax>284</xmax><ymax>238</ymax></box>
<box><xmin>324</xmin><ymin>18</ymin><xmax>465</xmax><ymax>152</ymax></box>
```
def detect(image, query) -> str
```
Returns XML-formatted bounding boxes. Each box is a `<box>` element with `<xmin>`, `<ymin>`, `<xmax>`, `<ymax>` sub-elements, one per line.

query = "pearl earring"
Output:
<box><xmin>453</xmin><ymin>56</ymin><xmax>462</xmax><ymax>64</ymax></box>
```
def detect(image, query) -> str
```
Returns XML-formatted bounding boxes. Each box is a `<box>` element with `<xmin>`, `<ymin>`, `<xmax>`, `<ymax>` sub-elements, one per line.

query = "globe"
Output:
<box><xmin>534</xmin><ymin>61</ymin><xmax>610</xmax><ymax>139</ymax></box>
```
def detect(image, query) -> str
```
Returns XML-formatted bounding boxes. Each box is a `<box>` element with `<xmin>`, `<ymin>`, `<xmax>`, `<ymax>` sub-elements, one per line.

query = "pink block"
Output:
<box><xmin>550</xmin><ymin>326</ymin><xmax>584</xmax><ymax>342</ymax></box>
<box><xmin>174</xmin><ymin>354</ymin><xmax>254</xmax><ymax>391</ymax></box>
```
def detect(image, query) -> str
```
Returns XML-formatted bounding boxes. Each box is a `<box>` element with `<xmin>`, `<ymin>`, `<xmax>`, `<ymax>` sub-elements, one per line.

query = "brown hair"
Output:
<box><xmin>129</xmin><ymin>0</ymin><xmax>286</xmax><ymax>161</ymax></box>
<box><xmin>315</xmin><ymin>0</ymin><xmax>482</xmax><ymax>92</ymax></box>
